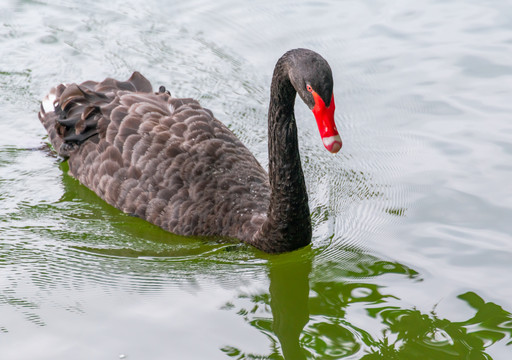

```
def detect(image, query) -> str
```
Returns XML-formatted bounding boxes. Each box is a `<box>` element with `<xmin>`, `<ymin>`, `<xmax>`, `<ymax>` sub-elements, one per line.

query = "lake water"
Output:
<box><xmin>1</xmin><ymin>0</ymin><xmax>512</xmax><ymax>359</ymax></box>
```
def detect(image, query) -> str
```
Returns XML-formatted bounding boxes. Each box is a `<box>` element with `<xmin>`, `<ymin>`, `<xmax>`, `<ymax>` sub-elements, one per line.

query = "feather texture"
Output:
<box><xmin>39</xmin><ymin>72</ymin><xmax>270</xmax><ymax>244</ymax></box>
<box><xmin>38</xmin><ymin>49</ymin><xmax>336</xmax><ymax>253</ymax></box>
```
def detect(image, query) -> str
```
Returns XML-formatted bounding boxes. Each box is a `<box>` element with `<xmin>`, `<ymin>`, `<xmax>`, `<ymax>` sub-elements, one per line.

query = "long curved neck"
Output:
<box><xmin>253</xmin><ymin>56</ymin><xmax>312</xmax><ymax>253</ymax></box>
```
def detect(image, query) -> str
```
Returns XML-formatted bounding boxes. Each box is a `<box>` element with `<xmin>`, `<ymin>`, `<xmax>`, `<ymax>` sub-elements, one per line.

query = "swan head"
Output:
<box><xmin>287</xmin><ymin>49</ymin><xmax>342</xmax><ymax>154</ymax></box>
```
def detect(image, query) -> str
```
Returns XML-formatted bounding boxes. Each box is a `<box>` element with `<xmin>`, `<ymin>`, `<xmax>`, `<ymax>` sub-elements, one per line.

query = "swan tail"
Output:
<box><xmin>38</xmin><ymin>72</ymin><xmax>153</xmax><ymax>158</ymax></box>
<box><xmin>39</xmin><ymin>87</ymin><xmax>65</xmax><ymax>155</ymax></box>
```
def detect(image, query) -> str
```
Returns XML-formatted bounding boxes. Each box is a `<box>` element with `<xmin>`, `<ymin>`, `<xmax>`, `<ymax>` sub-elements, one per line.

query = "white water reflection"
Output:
<box><xmin>1</xmin><ymin>0</ymin><xmax>512</xmax><ymax>358</ymax></box>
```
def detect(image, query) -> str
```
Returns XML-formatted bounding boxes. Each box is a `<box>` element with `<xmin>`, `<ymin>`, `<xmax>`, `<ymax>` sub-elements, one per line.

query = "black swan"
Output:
<box><xmin>38</xmin><ymin>48</ymin><xmax>341</xmax><ymax>253</ymax></box>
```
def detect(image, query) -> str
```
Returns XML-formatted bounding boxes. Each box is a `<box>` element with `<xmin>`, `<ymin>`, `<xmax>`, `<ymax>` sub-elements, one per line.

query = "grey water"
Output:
<box><xmin>1</xmin><ymin>0</ymin><xmax>512</xmax><ymax>359</ymax></box>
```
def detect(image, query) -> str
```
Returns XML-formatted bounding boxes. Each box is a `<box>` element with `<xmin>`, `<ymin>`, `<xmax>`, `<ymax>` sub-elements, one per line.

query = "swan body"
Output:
<box><xmin>38</xmin><ymin>49</ymin><xmax>340</xmax><ymax>253</ymax></box>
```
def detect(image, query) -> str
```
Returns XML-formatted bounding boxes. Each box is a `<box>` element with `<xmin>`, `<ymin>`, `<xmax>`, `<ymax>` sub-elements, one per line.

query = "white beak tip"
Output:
<box><xmin>322</xmin><ymin>135</ymin><xmax>342</xmax><ymax>153</ymax></box>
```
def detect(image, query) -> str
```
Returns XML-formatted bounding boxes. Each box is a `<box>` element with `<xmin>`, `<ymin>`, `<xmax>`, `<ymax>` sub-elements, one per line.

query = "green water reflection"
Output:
<box><xmin>49</xmin><ymin>160</ymin><xmax>512</xmax><ymax>359</ymax></box>
<box><xmin>1</xmin><ymin>150</ymin><xmax>511</xmax><ymax>358</ymax></box>
<box><xmin>222</xmin><ymin>254</ymin><xmax>512</xmax><ymax>359</ymax></box>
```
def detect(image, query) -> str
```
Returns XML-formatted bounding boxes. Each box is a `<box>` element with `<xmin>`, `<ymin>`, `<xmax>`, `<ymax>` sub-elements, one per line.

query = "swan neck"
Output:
<box><xmin>253</xmin><ymin>57</ymin><xmax>312</xmax><ymax>253</ymax></box>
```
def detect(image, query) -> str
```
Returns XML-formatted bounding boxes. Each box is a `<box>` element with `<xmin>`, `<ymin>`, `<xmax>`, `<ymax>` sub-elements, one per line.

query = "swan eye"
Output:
<box><xmin>306</xmin><ymin>84</ymin><xmax>313</xmax><ymax>92</ymax></box>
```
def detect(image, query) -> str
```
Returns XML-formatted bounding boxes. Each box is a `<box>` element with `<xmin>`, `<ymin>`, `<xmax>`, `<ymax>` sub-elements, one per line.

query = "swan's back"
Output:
<box><xmin>39</xmin><ymin>72</ymin><xmax>270</xmax><ymax>241</ymax></box>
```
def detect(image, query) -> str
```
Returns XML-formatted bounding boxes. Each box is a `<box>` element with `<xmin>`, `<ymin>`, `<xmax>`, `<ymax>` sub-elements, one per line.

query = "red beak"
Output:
<box><xmin>311</xmin><ymin>92</ymin><xmax>342</xmax><ymax>153</ymax></box>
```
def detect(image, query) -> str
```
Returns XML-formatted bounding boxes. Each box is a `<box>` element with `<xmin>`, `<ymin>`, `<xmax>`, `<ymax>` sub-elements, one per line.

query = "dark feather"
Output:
<box><xmin>39</xmin><ymin>72</ymin><xmax>270</xmax><ymax>245</ymax></box>
<box><xmin>38</xmin><ymin>49</ymin><xmax>335</xmax><ymax>253</ymax></box>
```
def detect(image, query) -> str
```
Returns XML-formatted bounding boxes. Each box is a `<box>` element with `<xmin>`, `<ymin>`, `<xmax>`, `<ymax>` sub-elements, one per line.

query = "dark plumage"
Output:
<box><xmin>38</xmin><ymin>48</ymin><xmax>340</xmax><ymax>253</ymax></box>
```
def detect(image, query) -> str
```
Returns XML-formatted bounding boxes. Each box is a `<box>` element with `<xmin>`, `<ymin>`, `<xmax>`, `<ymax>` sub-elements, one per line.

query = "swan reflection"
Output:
<box><xmin>221</xmin><ymin>249</ymin><xmax>512</xmax><ymax>359</ymax></box>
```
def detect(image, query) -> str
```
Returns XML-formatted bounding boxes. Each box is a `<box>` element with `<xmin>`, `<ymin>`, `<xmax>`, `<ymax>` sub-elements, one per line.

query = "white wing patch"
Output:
<box><xmin>41</xmin><ymin>91</ymin><xmax>57</xmax><ymax>113</ymax></box>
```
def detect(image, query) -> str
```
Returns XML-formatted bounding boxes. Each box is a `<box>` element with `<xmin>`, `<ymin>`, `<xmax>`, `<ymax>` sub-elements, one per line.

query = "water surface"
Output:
<box><xmin>1</xmin><ymin>0</ymin><xmax>512</xmax><ymax>359</ymax></box>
